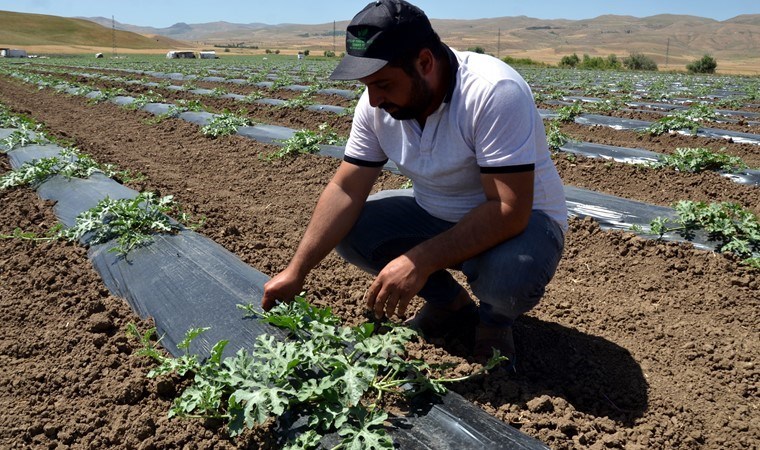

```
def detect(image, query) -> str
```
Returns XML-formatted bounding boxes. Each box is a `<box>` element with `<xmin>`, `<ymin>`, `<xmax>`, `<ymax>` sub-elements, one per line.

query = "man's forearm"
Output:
<box><xmin>287</xmin><ymin>180</ymin><xmax>367</xmax><ymax>277</ymax></box>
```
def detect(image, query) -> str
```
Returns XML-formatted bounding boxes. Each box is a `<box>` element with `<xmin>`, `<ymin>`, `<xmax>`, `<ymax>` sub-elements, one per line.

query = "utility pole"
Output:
<box><xmin>333</xmin><ymin>21</ymin><xmax>336</xmax><ymax>54</ymax></box>
<box><xmin>665</xmin><ymin>37</ymin><xmax>670</xmax><ymax>68</ymax></box>
<box><xmin>497</xmin><ymin>28</ymin><xmax>501</xmax><ymax>58</ymax></box>
<box><xmin>112</xmin><ymin>15</ymin><xmax>116</xmax><ymax>57</ymax></box>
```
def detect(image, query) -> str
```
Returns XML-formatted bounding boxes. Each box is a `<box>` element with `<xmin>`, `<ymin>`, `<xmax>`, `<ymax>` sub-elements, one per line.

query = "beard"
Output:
<box><xmin>379</xmin><ymin>71</ymin><xmax>434</xmax><ymax>121</ymax></box>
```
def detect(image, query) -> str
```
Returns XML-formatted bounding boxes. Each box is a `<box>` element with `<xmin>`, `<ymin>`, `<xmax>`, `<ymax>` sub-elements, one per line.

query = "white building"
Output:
<box><xmin>166</xmin><ymin>51</ymin><xmax>196</xmax><ymax>59</ymax></box>
<box><xmin>0</xmin><ymin>48</ymin><xmax>28</xmax><ymax>58</ymax></box>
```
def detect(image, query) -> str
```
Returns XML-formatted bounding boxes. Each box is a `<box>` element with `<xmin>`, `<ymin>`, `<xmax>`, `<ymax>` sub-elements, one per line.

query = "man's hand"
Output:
<box><xmin>261</xmin><ymin>267</ymin><xmax>305</xmax><ymax>311</ymax></box>
<box><xmin>364</xmin><ymin>254</ymin><xmax>429</xmax><ymax>319</ymax></box>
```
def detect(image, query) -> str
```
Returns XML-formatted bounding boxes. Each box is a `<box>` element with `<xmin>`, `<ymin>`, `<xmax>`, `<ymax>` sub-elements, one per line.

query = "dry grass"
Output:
<box><xmin>0</xmin><ymin>10</ymin><xmax>185</xmax><ymax>50</ymax></box>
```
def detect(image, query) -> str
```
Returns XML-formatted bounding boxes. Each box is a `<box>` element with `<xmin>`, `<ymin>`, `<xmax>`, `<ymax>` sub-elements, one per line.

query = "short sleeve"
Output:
<box><xmin>344</xmin><ymin>91</ymin><xmax>389</xmax><ymax>164</ymax></box>
<box><xmin>474</xmin><ymin>79</ymin><xmax>537</xmax><ymax>169</ymax></box>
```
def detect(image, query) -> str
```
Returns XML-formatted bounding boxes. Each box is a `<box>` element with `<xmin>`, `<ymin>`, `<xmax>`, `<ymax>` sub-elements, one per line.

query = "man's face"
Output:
<box><xmin>359</xmin><ymin>63</ymin><xmax>433</xmax><ymax>121</ymax></box>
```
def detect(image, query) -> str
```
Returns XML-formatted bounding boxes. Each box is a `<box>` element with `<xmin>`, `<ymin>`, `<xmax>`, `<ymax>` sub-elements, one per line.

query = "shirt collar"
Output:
<box><xmin>443</xmin><ymin>45</ymin><xmax>459</xmax><ymax>104</ymax></box>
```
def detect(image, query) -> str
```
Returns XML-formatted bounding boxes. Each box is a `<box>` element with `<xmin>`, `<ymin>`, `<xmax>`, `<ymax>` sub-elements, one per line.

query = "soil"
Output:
<box><xmin>0</xmin><ymin>73</ymin><xmax>758</xmax><ymax>450</ymax></box>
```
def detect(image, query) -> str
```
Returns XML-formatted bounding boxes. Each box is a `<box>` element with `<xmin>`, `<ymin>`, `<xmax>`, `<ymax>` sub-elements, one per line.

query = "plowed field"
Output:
<box><xmin>0</xmin><ymin>71</ymin><xmax>758</xmax><ymax>450</ymax></box>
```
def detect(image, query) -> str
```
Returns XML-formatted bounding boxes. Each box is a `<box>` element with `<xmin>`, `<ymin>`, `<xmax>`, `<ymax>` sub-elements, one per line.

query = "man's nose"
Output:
<box><xmin>367</xmin><ymin>88</ymin><xmax>383</xmax><ymax>108</ymax></box>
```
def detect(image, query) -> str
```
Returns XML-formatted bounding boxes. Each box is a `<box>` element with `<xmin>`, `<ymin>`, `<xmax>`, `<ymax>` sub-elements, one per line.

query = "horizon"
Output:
<box><xmin>1</xmin><ymin>0</ymin><xmax>758</xmax><ymax>28</ymax></box>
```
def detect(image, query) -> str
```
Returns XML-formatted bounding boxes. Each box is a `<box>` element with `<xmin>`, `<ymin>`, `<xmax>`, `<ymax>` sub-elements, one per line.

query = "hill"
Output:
<box><xmin>2</xmin><ymin>9</ymin><xmax>758</xmax><ymax>74</ymax></box>
<box><xmin>0</xmin><ymin>10</ymin><xmax>189</xmax><ymax>53</ymax></box>
<box><xmin>83</xmin><ymin>13</ymin><xmax>760</xmax><ymax>74</ymax></box>
<box><xmin>84</xmin><ymin>16</ymin><xmax>272</xmax><ymax>41</ymax></box>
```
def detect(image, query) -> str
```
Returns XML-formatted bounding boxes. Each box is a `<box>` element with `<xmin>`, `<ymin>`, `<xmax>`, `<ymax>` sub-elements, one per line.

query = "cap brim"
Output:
<box><xmin>329</xmin><ymin>54</ymin><xmax>389</xmax><ymax>80</ymax></box>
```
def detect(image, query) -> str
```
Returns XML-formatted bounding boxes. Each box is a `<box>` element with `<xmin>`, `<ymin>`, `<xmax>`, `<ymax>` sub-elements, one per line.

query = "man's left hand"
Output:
<box><xmin>364</xmin><ymin>254</ymin><xmax>428</xmax><ymax>320</ymax></box>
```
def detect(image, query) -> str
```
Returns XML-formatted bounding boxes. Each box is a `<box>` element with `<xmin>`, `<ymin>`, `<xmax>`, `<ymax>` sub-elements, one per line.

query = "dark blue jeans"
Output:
<box><xmin>335</xmin><ymin>189</ymin><xmax>565</xmax><ymax>327</ymax></box>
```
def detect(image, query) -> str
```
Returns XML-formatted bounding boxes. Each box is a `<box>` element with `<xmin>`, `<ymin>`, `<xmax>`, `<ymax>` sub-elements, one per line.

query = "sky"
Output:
<box><xmin>1</xmin><ymin>0</ymin><xmax>758</xmax><ymax>27</ymax></box>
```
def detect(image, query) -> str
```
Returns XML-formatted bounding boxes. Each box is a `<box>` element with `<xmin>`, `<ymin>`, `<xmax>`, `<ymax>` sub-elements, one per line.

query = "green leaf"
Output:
<box><xmin>309</xmin><ymin>399</ymin><xmax>350</xmax><ymax>431</ymax></box>
<box><xmin>208</xmin><ymin>339</ymin><xmax>229</xmax><ymax>366</ymax></box>
<box><xmin>654</xmin><ymin>147</ymin><xmax>748</xmax><ymax>173</ymax></box>
<box><xmin>354</xmin><ymin>327</ymin><xmax>413</xmax><ymax>361</ymax></box>
<box><xmin>170</xmin><ymin>374</ymin><xmax>225</xmax><ymax>417</ymax></box>
<box><xmin>337</xmin><ymin>409</ymin><xmax>393</xmax><ymax>450</ymax></box>
<box><xmin>352</xmin><ymin>322</ymin><xmax>375</xmax><ymax>340</ymax></box>
<box><xmin>295</xmin><ymin>377</ymin><xmax>339</xmax><ymax>402</ymax></box>
<box><xmin>252</xmin><ymin>334</ymin><xmax>305</xmax><ymax>380</ymax></box>
<box><xmin>282</xmin><ymin>430</ymin><xmax>322</xmax><ymax>450</ymax></box>
<box><xmin>337</xmin><ymin>363</ymin><xmax>376</xmax><ymax>406</ymax></box>
<box><xmin>231</xmin><ymin>385</ymin><xmax>291</xmax><ymax>427</ymax></box>
<box><xmin>178</xmin><ymin>327</ymin><xmax>210</xmax><ymax>352</ymax></box>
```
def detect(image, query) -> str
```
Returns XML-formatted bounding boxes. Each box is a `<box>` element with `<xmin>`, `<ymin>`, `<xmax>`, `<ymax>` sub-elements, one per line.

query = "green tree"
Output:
<box><xmin>606</xmin><ymin>54</ymin><xmax>621</xmax><ymax>69</ymax></box>
<box><xmin>501</xmin><ymin>56</ymin><xmax>548</xmax><ymax>67</ymax></box>
<box><xmin>559</xmin><ymin>53</ymin><xmax>580</xmax><ymax>68</ymax></box>
<box><xmin>623</xmin><ymin>53</ymin><xmax>659</xmax><ymax>71</ymax></box>
<box><xmin>468</xmin><ymin>46</ymin><xmax>486</xmax><ymax>54</ymax></box>
<box><xmin>687</xmin><ymin>54</ymin><xmax>717</xmax><ymax>74</ymax></box>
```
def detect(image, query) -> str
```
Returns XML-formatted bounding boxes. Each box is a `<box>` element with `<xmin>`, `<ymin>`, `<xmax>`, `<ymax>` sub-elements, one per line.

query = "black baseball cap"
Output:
<box><xmin>329</xmin><ymin>0</ymin><xmax>435</xmax><ymax>80</ymax></box>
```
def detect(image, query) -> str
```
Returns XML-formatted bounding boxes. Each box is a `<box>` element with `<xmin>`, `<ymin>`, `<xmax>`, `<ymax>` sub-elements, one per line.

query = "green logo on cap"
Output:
<box><xmin>348</xmin><ymin>27</ymin><xmax>372</xmax><ymax>51</ymax></box>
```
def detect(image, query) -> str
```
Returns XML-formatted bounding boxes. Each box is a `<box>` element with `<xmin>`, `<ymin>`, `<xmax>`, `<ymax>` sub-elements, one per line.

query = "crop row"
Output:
<box><xmin>9</xmin><ymin>64</ymin><xmax>759</xmax><ymax>147</ymax></box>
<box><xmin>18</xmin><ymin>55</ymin><xmax>760</xmax><ymax>108</ymax></box>
<box><xmin>9</xmin><ymin>65</ymin><xmax>760</xmax><ymax>178</ymax></box>
<box><xmin>2</xmin><ymin>69</ymin><xmax>758</xmax><ymax>269</ymax></box>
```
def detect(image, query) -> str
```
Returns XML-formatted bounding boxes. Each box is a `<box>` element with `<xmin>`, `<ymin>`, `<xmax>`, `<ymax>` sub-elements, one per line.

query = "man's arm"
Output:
<box><xmin>261</xmin><ymin>161</ymin><xmax>382</xmax><ymax>310</ymax></box>
<box><xmin>365</xmin><ymin>170</ymin><xmax>534</xmax><ymax>319</ymax></box>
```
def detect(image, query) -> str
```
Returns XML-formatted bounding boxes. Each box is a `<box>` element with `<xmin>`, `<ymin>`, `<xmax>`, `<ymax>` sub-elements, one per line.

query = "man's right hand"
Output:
<box><xmin>261</xmin><ymin>267</ymin><xmax>305</xmax><ymax>311</ymax></box>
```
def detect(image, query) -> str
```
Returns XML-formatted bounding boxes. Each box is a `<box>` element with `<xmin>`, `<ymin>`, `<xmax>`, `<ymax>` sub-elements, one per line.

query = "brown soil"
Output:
<box><xmin>0</xmin><ymin>74</ymin><xmax>758</xmax><ymax>450</ymax></box>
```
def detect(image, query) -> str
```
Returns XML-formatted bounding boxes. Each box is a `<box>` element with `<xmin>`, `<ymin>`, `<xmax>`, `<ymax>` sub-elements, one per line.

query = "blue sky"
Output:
<box><xmin>1</xmin><ymin>0</ymin><xmax>758</xmax><ymax>27</ymax></box>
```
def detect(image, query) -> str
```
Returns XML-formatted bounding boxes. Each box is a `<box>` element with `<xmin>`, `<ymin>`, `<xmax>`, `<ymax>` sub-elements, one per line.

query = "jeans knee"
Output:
<box><xmin>475</xmin><ymin>280</ymin><xmax>546</xmax><ymax>325</ymax></box>
<box><xmin>336</xmin><ymin>238</ymin><xmax>381</xmax><ymax>276</ymax></box>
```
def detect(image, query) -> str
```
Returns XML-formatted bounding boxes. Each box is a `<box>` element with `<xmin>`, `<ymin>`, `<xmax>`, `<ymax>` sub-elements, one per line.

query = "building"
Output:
<box><xmin>166</xmin><ymin>51</ymin><xmax>196</xmax><ymax>59</ymax></box>
<box><xmin>0</xmin><ymin>48</ymin><xmax>28</xmax><ymax>58</ymax></box>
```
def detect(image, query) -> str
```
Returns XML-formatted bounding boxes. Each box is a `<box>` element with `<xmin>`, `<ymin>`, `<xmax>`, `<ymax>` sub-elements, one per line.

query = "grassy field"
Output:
<box><xmin>0</xmin><ymin>10</ymin><xmax>185</xmax><ymax>50</ymax></box>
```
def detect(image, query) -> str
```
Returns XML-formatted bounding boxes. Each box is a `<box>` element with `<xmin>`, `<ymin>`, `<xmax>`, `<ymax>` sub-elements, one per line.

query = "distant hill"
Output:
<box><xmin>725</xmin><ymin>14</ymin><xmax>760</xmax><ymax>26</ymax></box>
<box><xmin>2</xmin><ymin>9</ymin><xmax>758</xmax><ymax>74</ymax></box>
<box><xmin>0</xmin><ymin>10</ymin><xmax>188</xmax><ymax>50</ymax></box>
<box><xmin>84</xmin><ymin>16</ymin><xmax>272</xmax><ymax>41</ymax></box>
<box><xmin>82</xmin><ymin>13</ymin><xmax>760</xmax><ymax>72</ymax></box>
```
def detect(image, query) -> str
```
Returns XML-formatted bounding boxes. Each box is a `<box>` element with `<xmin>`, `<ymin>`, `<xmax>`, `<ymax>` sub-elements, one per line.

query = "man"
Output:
<box><xmin>262</xmin><ymin>0</ymin><xmax>567</xmax><ymax>364</ymax></box>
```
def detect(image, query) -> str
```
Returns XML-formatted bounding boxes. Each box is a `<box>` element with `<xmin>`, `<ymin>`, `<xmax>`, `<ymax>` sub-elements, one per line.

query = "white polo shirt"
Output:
<box><xmin>344</xmin><ymin>48</ymin><xmax>568</xmax><ymax>232</ymax></box>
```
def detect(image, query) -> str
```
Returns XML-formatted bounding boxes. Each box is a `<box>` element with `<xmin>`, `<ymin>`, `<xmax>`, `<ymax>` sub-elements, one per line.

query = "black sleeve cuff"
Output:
<box><xmin>480</xmin><ymin>163</ymin><xmax>535</xmax><ymax>174</ymax></box>
<box><xmin>344</xmin><ymin>155</ymin><xmax>389</xmax><ymax>167</ymax></box>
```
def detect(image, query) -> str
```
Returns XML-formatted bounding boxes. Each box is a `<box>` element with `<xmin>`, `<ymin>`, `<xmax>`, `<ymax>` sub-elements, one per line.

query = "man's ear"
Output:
<box><xmin>416</xmin><ymin>48</ymin><xmax>435</xmax><ymax>76</ymax></box>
